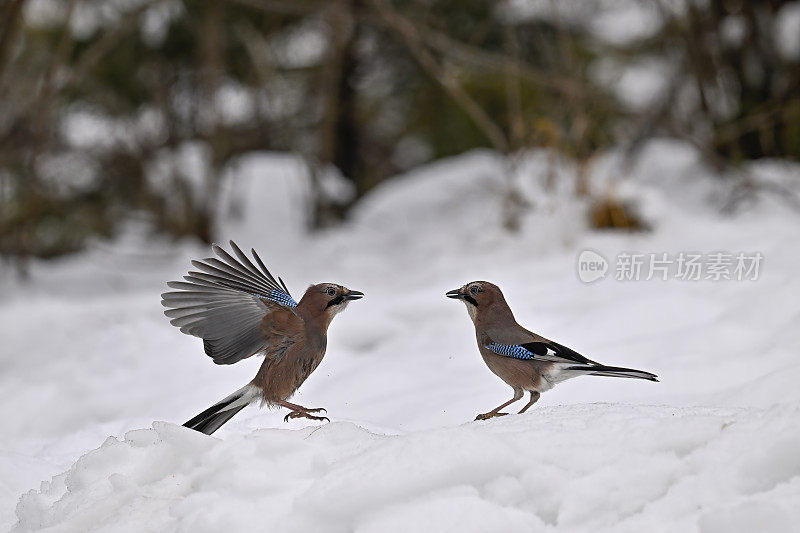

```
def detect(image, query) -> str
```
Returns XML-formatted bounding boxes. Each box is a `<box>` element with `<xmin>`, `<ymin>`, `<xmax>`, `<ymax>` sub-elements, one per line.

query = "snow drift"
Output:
<box><xmin>14</xmin><ymin>404</ymin><xmax>800</xmax><ymax>533</ymax></box>
<box><xmin>2</xmin><ymin>142</ymin><xmax>800</xmax><ymax>531</ymax></box>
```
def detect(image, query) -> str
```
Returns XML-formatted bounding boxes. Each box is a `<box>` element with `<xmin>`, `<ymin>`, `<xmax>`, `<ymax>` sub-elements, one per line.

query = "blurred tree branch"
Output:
<box><xmin>371</xmin><ymin>0</ymin><xmax>509</xmax><ymax>152</ymax></box>
<box><xmin>0</xmin><ymin>0</ymin><xmax>26</xmax><ymax>85</ymax></box>
<box><xmin>226</xmin><ymin>0</ymin><xmax>322</xmax><ymax>16</ymax></box>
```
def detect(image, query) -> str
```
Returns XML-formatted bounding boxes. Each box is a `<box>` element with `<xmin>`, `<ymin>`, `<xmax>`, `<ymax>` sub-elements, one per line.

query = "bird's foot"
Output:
<box><xmin>475</xmin><ymin>411</ymin><xmax>508</xmax><ymax>421</ymax></box>
<box><xmin>283</xmin><ymin>409</ymin><xmax>330</xmax><ymax>423</ymax></box>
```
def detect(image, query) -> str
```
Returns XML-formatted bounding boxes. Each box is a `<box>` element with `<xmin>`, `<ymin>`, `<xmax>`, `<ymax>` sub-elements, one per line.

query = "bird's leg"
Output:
<box><xmin>475</xmin><ymin>388</ymin><xmax>524</xmax><ymax>421</ymax></box>
<box><xmin>284</xmin><ymin>411</ymin><xmax>329</xmax><ymax>423</ymax></box>
<box><xmin>277</xmin><ymin>400</ymin><xmax>329</xmax><ymax>423</ymax></box>
<box><xmin>278</xmin><ymin>400</ymin><xmax>327</xmax><ymax>414</ymax></box>
<box><xmin>517</xmin><ymin>391</ymin><xmax>541</xmax><ymax>414</ymax></box>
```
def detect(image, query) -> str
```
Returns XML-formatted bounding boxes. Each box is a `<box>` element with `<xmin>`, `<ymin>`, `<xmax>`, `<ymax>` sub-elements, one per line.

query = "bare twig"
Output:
<box><xmin>714</xmin><ymin>100</ymin><xmax>800</xmax><ymax>148</ymax></box>
<box><xmin>225</xmin><ymin>0</ymin><xmax>323</xmax><ymax>16</ymax></box>
<box><xmin>503</xmin><ymin>23</ymin><xmax>524</xmax><ymax>149</ymax></box>
<box><xmin>64</xmin><ymin>1</ymin><xmax>157</xmax><ymax>90</ymax></box>
<box><xmin>371</xmin><ymin>0</ymin><xmax>509</xmax><ymax>153</ymax></box>
<box><xmin>414</xmin><ymin>18</ymin><xmax>587</xmax><ymax>100</ymax></box>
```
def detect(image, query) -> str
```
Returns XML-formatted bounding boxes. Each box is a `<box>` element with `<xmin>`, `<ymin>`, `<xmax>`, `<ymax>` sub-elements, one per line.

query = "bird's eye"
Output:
<box><xmin>469</xmin><ymin>286</ymin><xmax>479</xmax><ymax>295</ymax></box>
<box><xmin>326</xmin><ymin>287</ymin><xmax>337</xmax><ymax>297</ymax></box>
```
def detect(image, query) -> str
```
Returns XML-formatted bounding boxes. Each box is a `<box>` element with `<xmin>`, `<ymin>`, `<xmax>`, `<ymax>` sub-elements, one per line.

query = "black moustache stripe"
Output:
<box><xmin>464</xmin><ymin>295</ymin><xmax>479</xmax><ymax>307</ymax></box>
<box><xmin>325</xmin><ymin>295</ymin><xmax>345</xmax><ymax>309</ymax></box>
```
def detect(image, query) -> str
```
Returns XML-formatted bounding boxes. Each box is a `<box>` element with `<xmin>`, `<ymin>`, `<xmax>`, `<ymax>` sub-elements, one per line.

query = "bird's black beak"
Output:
<box><xmin>345</xmin><ymin>290</ymin><xmax>364</xmax><ymax>301</ymax></box>
<box><xmin>446</xmin><ymin>289</ymin><xmax>462</xmax><ymax>300</ymax></box>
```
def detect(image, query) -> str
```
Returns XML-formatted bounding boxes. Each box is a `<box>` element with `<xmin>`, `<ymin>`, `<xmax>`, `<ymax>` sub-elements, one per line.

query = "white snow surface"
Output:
<box><xmin>2</xmin><ymin>142</ymin><xmax>800</xmax><ymax>531</ymax></box>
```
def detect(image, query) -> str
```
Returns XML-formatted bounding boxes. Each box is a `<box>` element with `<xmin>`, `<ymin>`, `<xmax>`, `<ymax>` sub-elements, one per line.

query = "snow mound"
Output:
<box><xmin>14</xmin><ymin>404</ymin><xmax>800</xmax><ymax>533</ymax></box>
<box><xmin>4</xmin><ymin>143</ymin><xmax>800</xmax><ymax>530</ymax></box>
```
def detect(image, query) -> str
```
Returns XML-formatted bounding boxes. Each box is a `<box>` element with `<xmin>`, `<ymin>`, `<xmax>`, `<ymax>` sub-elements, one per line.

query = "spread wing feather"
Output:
<box><xmin>161</xmin><ymin>241</ymin><xmax>300</xmax><ymax>365</ymax></box>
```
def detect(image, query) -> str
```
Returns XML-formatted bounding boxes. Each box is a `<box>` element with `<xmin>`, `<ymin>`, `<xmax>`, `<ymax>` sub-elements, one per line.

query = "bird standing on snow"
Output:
<box><xmin>162</xmin><ymin>241</ymin><xmax>363</xmax><ymax>435</ymax></box>
<box><xmin>446</xmin><ymin>281</ymin><xmax>657</xmax><ymax>420</ymax></box>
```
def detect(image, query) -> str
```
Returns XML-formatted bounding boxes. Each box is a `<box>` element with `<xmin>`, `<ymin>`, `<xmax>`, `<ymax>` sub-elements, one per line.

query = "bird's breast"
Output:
<box><xmin>258</xmin><ymin>340</ymin><xmax>326</xmax><ymax>403</ymax></box>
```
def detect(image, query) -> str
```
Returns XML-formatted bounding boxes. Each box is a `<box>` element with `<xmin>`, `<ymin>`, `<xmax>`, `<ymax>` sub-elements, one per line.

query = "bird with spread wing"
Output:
<box><xmin>162</xmin><ymin>241</ymin><xmax>363</xmax><ymax>434</ymax></box>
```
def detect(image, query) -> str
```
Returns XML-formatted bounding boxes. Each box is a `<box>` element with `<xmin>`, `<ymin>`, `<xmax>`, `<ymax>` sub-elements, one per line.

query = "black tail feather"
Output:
<box><xmin>183</xmin><ymin>386</ymin><xmax>254</xmax><ymax>435</ymax></box>
<box><xmin>568</xmin><ymin>364</ymin><xmax>659</xmax><ymax>382</ymax></box>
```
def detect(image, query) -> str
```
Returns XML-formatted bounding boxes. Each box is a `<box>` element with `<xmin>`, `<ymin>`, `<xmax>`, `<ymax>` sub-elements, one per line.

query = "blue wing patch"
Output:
<box><xmin>261</xmin><ymin>289</ymin><xmax>298</xmax><ymax>308</ymax></box>
<box><xmin>485</xmin><ymin>343</ymin><xmax>536</xmax><ymax>360</ymax></box>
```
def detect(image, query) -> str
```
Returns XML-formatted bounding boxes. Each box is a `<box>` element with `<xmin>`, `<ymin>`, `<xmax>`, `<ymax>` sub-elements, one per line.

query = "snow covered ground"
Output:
<box><xmin>2</xmin><ymin>142</ymin><xmax>800</xmax><ymax>532</ymax></box>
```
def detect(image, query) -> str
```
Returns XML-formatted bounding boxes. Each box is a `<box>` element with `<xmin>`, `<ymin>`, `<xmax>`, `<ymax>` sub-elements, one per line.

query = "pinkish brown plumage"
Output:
<box><xmin>447</xmin><ymin>281</ymin><xmax>657</xmax><ymax>421</ymax></box>
<box><xmin>162</xmin><ymin>241</ymin><xmax>363</xmax><ymax>434</ymax></box>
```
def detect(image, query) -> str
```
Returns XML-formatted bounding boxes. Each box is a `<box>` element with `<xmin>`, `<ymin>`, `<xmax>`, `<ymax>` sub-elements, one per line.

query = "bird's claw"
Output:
<box><xmin>283</xmin><ymin>410</ymin><xmax>330</xmax><ymax>423</ymax></box>
<box><xmin>475</xmin><ymin>411</ymin><xmax>509</xmax><ymax>421</ymax></box>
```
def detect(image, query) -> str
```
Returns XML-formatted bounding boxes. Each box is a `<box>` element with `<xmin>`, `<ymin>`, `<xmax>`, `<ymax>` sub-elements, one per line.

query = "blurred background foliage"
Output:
<box><xmin>0</xmin><ymin>0</ymin><xmax>798</xmax><ymax>265</ymax></box>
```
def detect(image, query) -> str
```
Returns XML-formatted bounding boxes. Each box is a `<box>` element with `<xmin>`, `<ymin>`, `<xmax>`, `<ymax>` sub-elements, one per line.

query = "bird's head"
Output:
<box><xmin>300</xmin><ymin>283</ymin><xmax>364</xmax><ymax>324</ymax></box>
<box><xmin>445</xmin><ymin>281</ymin><xmax>506</xmax><ymax>322</ymax></box>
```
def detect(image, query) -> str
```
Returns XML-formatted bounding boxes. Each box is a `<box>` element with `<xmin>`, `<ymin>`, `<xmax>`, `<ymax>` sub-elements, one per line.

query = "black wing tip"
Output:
<box><xmin>520</xmin><ymin>341</ymin><xmax>548</xmax><ymax>356</ymax></box>
<box><xmin>278</xmin><ymin>276</ymin><xmax>290</xmax><ymax>293</ymax></box>
<box><xmin>251</xmin><ymin>246</ymin><xmax>293</xmax><ymax>298</ymax></box>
